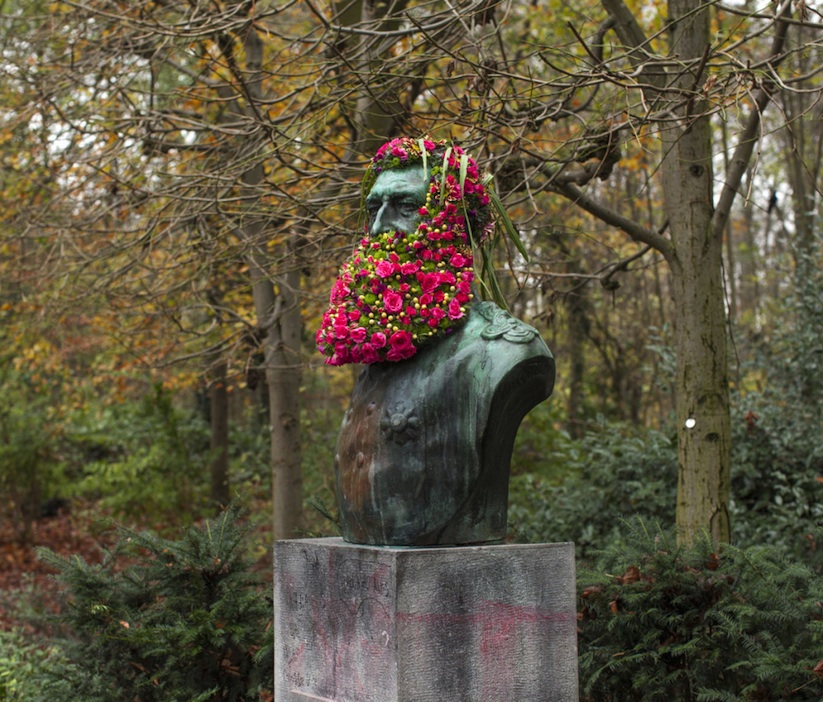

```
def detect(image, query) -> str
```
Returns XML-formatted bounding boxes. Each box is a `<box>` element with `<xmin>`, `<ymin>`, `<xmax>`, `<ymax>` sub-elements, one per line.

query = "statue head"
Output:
<box><xmin>365</xmin><ymin>166</ymin><xmax>429</xmax><ymax>238</ymax></box>
<box><xmin>362</xmin><ymin>137</ymin><xmax>493</xmax><ymax>243</ymax></box>
<box><xmin>316</xmin><ymin>137</ymin><xmax>493</xmax><ymax>366</ymax></box>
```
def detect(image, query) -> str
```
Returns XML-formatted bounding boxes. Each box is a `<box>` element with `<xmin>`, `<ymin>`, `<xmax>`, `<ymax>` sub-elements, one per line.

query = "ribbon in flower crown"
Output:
<box><xmin>316</xmin><ymin>137</ymin><xmax>510</xmax><ymax>366</ymax></box>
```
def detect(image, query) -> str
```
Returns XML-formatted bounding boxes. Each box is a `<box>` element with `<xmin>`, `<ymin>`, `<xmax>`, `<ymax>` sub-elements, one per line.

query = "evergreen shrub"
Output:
<box><xmin>0</xmin><ymin>628</ymin><xmax>63</xmax><ymax>701</ymax></box>
<box><xmin>732</xmin><ymin>239</ymin><xmax>823</xmax><ymax>569</ymax></box>
<box><xmin>72</xmin><ymin>384</ymin><xmax>211</xmax><ymax>519</ymax></box>
<box><xmin>731</xmin><ymin>399</ymin><xmax>823</xmax><ymax>570</ymax></box>
<box><xmin>0</xmin><ymin>367</ymin><xmax>70</xmax><ymax>538</ymax></box>
<box><xmin>34</xmin><ymin>507</ymin><xmax>272</xmax><ymax>701</ymax></box>
<box><xmin>508</xmin><ymin>422</ymin><xmax>677</xmax><ymax>556</ymax></box>
<box><xmin>509</xmin><ymin>401</ymin><xmax>823</xmax><ymax>569</ymax></box>
<box><xmin>578</xmin><ymin>520</ymin><xmax>823</xmax><ymax>701</ymax></box>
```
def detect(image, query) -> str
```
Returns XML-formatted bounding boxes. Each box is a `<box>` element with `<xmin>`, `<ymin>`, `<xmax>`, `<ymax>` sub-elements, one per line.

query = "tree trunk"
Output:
<box><xmin>225</xmin><ymin>19</ymin><xmax>304</xmax><ymax>539</ymax></box>
<box><xmin>738</xmin><ymin>169</ymin><xmax>761</xmax><ymax>323</ymax></box>
<box><xmin>583</xmin><ymin>0</ymin><xmax>787</xmax><ymax>544</ymax></box>
<box><xmin>670</xmin><ymin>252</ymin><xmax>731</xmax><ymax>545</ymax></box>
<box><xmin>720</xmin><ymin>120</ymin><xmax>737</xmax><ymax>322</ymax></box>
<box><xmin>662</xmin><ymin>0</ymin><xmax>731</xmax><ymax>544</ymax></box>
<box><xmin>268</xmin><ymin>266</ymin><xmax>303</xmax><ymax>539</ymax></box>
<box><xmin>566</xmin><ymin>288</ymin><xmax>590</xmax><ymax>439</ymax></box>
<box><xmin>209</xmin><ymin>360</ymin><xmax>230</xmax><ymax>509</ymax></box>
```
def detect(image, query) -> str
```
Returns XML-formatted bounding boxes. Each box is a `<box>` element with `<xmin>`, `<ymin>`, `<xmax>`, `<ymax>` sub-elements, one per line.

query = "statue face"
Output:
<box><xmin>365</xmin><ymin>166</ymin><xmax>429</xmax><ymax>237</ymax></box>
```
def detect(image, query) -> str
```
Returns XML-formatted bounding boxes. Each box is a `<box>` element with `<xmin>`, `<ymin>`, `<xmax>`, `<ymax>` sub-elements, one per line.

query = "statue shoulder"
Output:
<box><xmin>467</xmin><ymin>302</ymin><xmax>551</xmax><ymax>353</ymax></box>
<box><xmin>445</xmin><ymin>301</ymin><xmax>553</xmax><ymax>396</ymax></box>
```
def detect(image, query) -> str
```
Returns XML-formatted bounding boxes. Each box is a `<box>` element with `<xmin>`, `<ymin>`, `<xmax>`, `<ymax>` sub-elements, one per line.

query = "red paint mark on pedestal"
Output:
<box><xmin>396</xmin><ymin>600</ymin><xmax>572</xmax><ymax>627</ymax></box>
<box><xmin>397</xmin><ymin>600</ymin><xmax>574</xmax><ymax>698</ymax></box>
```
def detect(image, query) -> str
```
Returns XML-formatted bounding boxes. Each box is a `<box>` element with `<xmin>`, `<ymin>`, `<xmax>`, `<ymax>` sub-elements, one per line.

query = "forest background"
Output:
<box><xmin>1</xmin><ymin>0</ymin><xmax>822</xmax><ymax>699</ymax></box>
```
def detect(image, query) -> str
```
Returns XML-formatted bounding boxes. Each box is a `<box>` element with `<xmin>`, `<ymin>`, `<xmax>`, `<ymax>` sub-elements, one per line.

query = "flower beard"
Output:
<box><xmin>316</xmin><ymin>227</ymin><xmax>475</xmax><ymax>366</ymax></box>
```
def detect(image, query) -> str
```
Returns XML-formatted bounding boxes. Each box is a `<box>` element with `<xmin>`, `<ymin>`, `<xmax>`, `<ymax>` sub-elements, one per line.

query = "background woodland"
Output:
<box><xmin>1</xmin><ymin>0</ymin><xmax>822</xmax><ymax>698</ymax></box>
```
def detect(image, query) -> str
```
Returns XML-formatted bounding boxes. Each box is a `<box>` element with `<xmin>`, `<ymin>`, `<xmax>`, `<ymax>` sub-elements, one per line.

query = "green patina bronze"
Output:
<box><xmin>332</xmin><ymin>155</ymin><xmax>555</xmax><ymax>546</ymax></box>
<box><xmin>365</xmin><ymin>166</ymin><xmax>430</xmax><ymax>238</ymax></box>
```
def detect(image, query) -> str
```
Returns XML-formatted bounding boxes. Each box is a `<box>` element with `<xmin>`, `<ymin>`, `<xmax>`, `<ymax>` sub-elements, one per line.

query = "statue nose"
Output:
<box><xmin>370</xmin><ymin>204</ymin><xmax>387</xmax><ymax>236</ymax></box>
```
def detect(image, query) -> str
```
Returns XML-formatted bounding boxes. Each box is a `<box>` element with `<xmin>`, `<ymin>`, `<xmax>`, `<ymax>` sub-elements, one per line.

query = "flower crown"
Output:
<box><xmin>316</xmin><ymin>137</ymin><xmax>494</xmax><ymax>366</ymax></box>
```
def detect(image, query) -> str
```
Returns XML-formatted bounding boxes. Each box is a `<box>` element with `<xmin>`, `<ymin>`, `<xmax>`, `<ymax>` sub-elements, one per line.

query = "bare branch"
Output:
<box><xmin>551</xmin><ymin>181</ymin><xmax>674</xmax><ymax>262</ymax></box>
<box><xmin>711</xmin><ymin>0</ymin><xmax>792</xmax><ymax>240</ymax></box>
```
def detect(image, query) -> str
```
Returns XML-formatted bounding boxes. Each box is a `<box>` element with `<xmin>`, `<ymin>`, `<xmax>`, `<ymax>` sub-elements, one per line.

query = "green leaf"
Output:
<box><xmin>488</xmin><ymin>187</ymin><xmax>529</xmax><ymax>262</ymax></box>
<box><xmin>439</xmin><ymin>147</ymin><xmax>452</xmax><ymax>205</ymax></box>
<box><xmin>418</xmin><ymin>138</ymin><xmax>429</xmax><ymax>177</ymax></box>
<box><xmin>479</xmin><ymin>237</ymin><xmax>508</xmax><ymax>309</ymax></box>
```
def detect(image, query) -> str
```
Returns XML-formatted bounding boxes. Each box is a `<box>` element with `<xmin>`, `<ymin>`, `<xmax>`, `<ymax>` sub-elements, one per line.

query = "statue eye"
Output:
<box><xmin>399</xmin><ymin>201</ymin><xmax>418</xmax><ymax>216</ymax></box>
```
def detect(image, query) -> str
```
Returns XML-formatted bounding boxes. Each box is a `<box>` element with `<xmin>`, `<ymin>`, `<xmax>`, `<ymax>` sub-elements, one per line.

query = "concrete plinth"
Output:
<box><xmin>274</xmin><ymin>538</ymin><xmax>578</xmax><ymax>702</ymax></box>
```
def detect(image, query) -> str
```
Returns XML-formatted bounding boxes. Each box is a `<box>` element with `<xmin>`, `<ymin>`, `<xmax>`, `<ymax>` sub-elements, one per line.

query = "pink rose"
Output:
<box><xmin>330</xmin><ymin>278</ymin><xmax>351</xmax><ymax>304</ymax></box>
<box><xmin>419</xmin><ymin>272</ymin><xmax>439</xmax><ymax>293</ymax></box>
<box><xmin>429</xmin><ymin>307</ymin><xmax>446</xmax><ymax>323</ymax></box>
<box><xmin>370</xmin><ymin>332</ymin><xmax>387</xmax><ymax>349</ymax></box>
<box><xmin>387</xmin><ymin>337</ymin><xmax>416</xmax><ymax>361</ymax></box>
<box><xmin>387</xmin><ymin>346</ymin><xmax>416</xmax><ymax>362</ymax></box>
<box><xmin>389</xmin><ymin>330</ymin><xmax>414</xmax><ymax>352</ymax></box>
<box><xmin>383</xmin><ymin>290</ymin><xmax>403</xmax><ymax>313</ymax></box>
<box><xmin>376</xmin><ymin>260</ymin><xmax>394</xmax><ymax>278</ymax></box>
<box><xmin>358</xmin><ymin>343</ymin><xmax>379</xmax><ymax>364</ymax></box>
<box><xmin>350</xmin><ymin>326</ymin><xmax>367</xmax><ymax>343</ymax></box>
<box><xmin>400</xmin><ymin>261</ymin><xmax>420</xmax><ymax>275</ymax></box>
<box><xmin>449</xmin><ymin>253</ymin><xmax>468</xmax><ymax>268</ymax></box>
<box><xmin>348</xmin><ymin>309</ymin><xmax>361</xmax><ymax>322</ymax></box>
<box><xmin>448</xmin><ymin>299</ymin><xmax>464</xmax><ymax>320</ymax></box>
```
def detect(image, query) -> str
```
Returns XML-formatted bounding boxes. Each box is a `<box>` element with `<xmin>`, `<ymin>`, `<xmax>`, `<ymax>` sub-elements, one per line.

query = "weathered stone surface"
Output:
<box><xmin>274</xmin><ymin>538</ymin><xmax>578</xmax><ymax>702</ymax></box>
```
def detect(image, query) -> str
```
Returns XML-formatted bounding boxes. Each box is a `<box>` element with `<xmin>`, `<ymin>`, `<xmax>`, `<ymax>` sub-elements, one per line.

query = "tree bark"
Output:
<box><xmin>209</xmin><ymin>359</ymin><xmax>231</xmax><ymax>509</ymax></box>
<box><xmin>662</xmin><ymin>0</ymin><xmax>731</xmax><ymax>545</ymax></box>
<box><xmin>267</xmin><ymin>266</ymin><xmax>303</xmax><ymax>539</ymax></box>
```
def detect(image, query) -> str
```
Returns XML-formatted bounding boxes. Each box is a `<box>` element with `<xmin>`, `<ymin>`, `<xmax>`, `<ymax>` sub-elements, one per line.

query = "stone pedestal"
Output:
<box><xmin>274</xmin><ymin>538</ymin><xmax>578</xmax><ymax>702</ymax></box>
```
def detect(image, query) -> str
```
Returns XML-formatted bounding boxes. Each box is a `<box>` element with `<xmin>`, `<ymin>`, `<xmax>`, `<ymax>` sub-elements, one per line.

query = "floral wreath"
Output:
<box><xmin>316</xmin><ymin>136</ymin><xmax>519</xmax><ymax>366</ymax></box>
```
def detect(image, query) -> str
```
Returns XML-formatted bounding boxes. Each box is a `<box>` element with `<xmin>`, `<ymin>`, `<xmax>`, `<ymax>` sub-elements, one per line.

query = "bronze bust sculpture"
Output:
<box><xmin>317</xmin><ymin>138</ymin><xmax>554</xmax><ymax>546</ymax></box>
